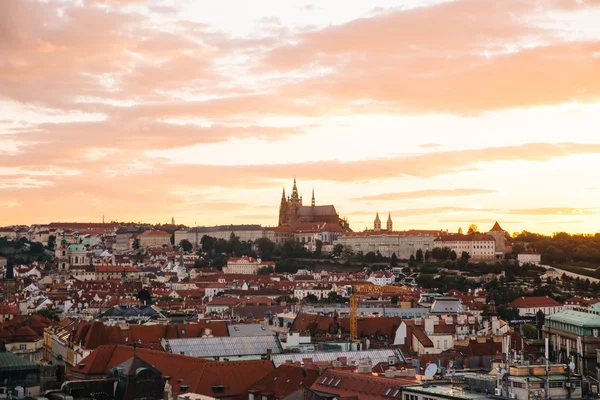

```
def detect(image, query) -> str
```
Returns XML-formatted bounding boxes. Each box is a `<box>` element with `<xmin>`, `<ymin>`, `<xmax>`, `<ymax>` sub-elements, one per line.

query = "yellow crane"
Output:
<box><xmin>349</xmin><ymin>284</ymin><xmax>412</xmax><ymax>340</ymax></box>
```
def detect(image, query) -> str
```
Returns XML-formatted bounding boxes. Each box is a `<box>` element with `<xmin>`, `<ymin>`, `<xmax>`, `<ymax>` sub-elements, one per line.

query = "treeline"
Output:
<box><xmin>512</xmin><ymin>231</ymin><xmax>600</xmax><ymax>264</ymax></box>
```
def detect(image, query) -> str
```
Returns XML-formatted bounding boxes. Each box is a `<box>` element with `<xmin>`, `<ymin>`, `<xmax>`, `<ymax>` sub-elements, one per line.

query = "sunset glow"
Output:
<box><xmin>1</xmin><ymin>0</ymin><xmax>600</xmax><ymax>234</ymax></box>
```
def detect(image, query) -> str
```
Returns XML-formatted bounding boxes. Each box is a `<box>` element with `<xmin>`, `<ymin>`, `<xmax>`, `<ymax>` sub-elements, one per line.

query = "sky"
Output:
<box><xmin>1</xmin><ymin>0</ymin><xmax>600</xmax><ymax>235</ymax></box>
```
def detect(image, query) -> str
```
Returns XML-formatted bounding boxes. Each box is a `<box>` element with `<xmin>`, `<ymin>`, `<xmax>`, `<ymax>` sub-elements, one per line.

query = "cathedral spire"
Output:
<box><xmin>291</xmin><ymin>177</ymin><xmax>300</xmax><ymax>201</ymax></box>
<box><xmin>311</xmin><ymin>188</ymin><xmax>315</xmax><ymax>206</ymax></box>
<box><xmin>281</xmin><ymin>187</ymin><xmax>286</xmax><ymax>201</ymax></box>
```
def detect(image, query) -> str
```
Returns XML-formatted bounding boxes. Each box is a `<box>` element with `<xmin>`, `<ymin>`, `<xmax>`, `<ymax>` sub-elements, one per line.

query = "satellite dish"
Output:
<box><xmin>424</xmin><ymin>363</ymin><xmax>438</xmax><ymax>379</ymax></box>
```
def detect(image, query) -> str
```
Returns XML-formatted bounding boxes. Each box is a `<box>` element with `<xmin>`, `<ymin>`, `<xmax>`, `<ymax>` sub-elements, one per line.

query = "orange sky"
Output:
<box><xmin>1</xmin><ymin>0</ymin><xmax>600</xmax><ymax>235</ymax></box>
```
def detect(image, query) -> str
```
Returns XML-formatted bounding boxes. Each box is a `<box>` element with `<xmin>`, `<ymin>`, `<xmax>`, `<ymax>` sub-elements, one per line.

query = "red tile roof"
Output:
<box><xmin>310</xmin><ymin>368</ymin><xmax>417</xmax><ymax>400</ymax></box>
<box><xmin>73</xmin><ymin>345</ymin><xmax>275</xmax><ymax>397</ymax></box>
<box><xmin>508</xmin><ymin>296</ymin><xmax>562</xmax><ymax>308</ymax></box>
<box><xmin>235</xmin><ymin>364</ymin><xmax>320</xmax><ymax>400</ymax></box>
<box><xmin>490</xmin><ymin>221</ymin><xmax>504</xmax><ymax>232</ymax></box>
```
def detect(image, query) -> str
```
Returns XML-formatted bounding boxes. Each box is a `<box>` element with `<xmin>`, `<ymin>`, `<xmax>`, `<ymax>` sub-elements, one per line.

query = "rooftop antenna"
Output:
<box><xmin>424</xmin><ymin>363</ymin><xmax>437</xmax><ymax>386</ymax></box>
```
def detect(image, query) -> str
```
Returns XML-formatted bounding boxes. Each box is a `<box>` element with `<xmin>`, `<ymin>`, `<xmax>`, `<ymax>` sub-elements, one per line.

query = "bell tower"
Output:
<box><xmin>374</xmin><ymin>212</ymin><xmax>382</xmax><ymax>232</ymax></box>
<box><xmin>386</xmin><ymin>212</ymin><xmax>393</xmax><ymax>231</ymax></box>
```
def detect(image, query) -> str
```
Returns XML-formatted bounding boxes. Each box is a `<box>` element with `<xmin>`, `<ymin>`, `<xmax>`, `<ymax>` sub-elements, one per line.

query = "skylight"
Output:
<box><xmin>385</xmin><ymin>389</ymin><xmax>392</xmax><ymax>396</ymax></box>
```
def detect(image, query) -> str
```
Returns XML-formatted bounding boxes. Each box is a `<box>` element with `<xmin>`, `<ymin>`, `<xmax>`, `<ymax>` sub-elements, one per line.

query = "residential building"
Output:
<box><xmin>69</xmin><ymin>344</ymin><xmax>276</xmax><ymax>400</ymax></box>
<box><xmin>544</xmin><ymin>303</ymin><xmax>600</xmax><ymax>374</ymax></box>
<box><xmin>434</xmin><ymin>233</ymin><xmax>496</xmax><ymax>261</ymax></box>
<box><xmin>509</xmin><ymin>296</ymin><xmax>563</xmax><ymax>317</ymax></box>
<box><xmin>0</xmin><ymin>342</ymin><xmax>41</xmax><ymax>397</ymax></box>
<box><xmin>518</xmin><ymin>252</ymin><xmax>542</xmax><ymax>266</ymax></box>
<box><xmin>0</xmin><ymin>227</ymin><xmax>17</xmax><ymax>240</ymax></box>
<box><xmin>138</xmin><ymin>230</ymin><xmax>171</xmax><ymax>248</ymax></box>
<box><xmin>335</xmin><ymin>229</ymin><xmax>441</xmax><ymax>259</ymax></box>
<box><xmin>223</xmin><ymin>256</ymin><xmax>275</xmax><ymax>274</ymax></box>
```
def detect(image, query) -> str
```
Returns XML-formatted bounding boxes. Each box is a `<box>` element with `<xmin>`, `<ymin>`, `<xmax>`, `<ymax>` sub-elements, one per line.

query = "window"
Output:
<box><xmin>385</xmin><ymin>389</ymin><xmax>392</xmax><ymax>396</ymax></box>
<box><xmin>335</xmin><ymin>379</ymin><xmax>341</xmax><ymax>387</ymax></box>
<box><xmin>322</xmin><ymin>377</ymin><xmax>328</xmax><ymax>384</ymax></box>
<box><xmin>20</xmin><ymin>344</ymin><xmax>27</xmax><ymax>351</ymax></box>
<box><xmin>549</xmin><ymin>382</ymin><xmax>564</xmax><ymax>388</ymax></box>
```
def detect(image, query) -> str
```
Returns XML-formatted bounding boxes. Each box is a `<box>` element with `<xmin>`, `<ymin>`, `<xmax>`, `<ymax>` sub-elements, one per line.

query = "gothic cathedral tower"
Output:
<box><xmin>278</xmin><ymin>188</ymin><xmax>289</xmax><ymax>226</ymax></box>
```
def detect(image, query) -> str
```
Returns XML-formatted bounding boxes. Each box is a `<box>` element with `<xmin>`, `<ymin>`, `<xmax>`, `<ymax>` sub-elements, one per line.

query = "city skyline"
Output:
<box><xmin>2</xmin><ymin>0</ymin><xmax>600</xmax><ymax>234</ymax></box>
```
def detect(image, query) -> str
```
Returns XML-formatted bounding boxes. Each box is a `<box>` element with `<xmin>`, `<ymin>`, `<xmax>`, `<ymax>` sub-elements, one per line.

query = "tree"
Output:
<box><xmin>200</xmin><ymin>235</ymin><xmax>215</xmax><ymax>254</ymax></box>
<box><xmin>137</xmin><ymin>289</ymin><xmax>152</xmax><ymax>304</ymax></box>
<box><xmin>409</xmin><ymin>254</ymin><xmax>416</xmax><ymax>268</ymax></box>
<box><xmin>521</xmin><ymin>323</ymin><xmax>538</xmax><ymax>340</ymax></box>
<box><xmin>458</xmin><ymin>227</ymin><xmax>463</xmax><ymax>234</ymax></box>
<box><xmin>424</xmin><ymin>250</ymin><xmax>431</xmax><ymax>262</ymax></box>
<box><xmin>47</xmin><ymin>235</ymin><xmax>56</xmax><ymax>250</ymax></box>
<box><xmin>333</xmin><ymin>244</ymin><xmax>344</xmax><ymax>257</ymax></box>
<box><xmin>132</xmin><ymin>238</ymin><xmax>140</xmax><ymax>250</ymax></box>
<box><xmin>391</xmin><ymin>295</ymin><xmax>399</xmax><ymax>305</ymax></box>
<box><xmin>314</xmin><ymin>240</ymin><xmax>323</xmax><ymax>258</ymax></box>
<box><xmin>416</xmin><ymin>249</ymin><xmax>424</xmax><ymax>263</ymax></box>
<box><xmin>170</xmin><ymin>233</ymin><xmax>175</xmax><ymax>246</ymax></box>
<box><xmin>303</xmin><ymin>294</ymin><xmax>319</xmax><ymax>303</ymax></box>
<box><xmin>255</xmin><ymin>238</ymin><xmax>276</xmax><ymax>260</ymax></box>
<box><xmin>364</xmin><ymin>251</ymin><xmax>377</xmax><ymax>263</ymax></box>
<box><xmin>390</xmin><ymin>252</ymin><xmax>399</xmax><ymax>267</ymax></box>
<box><xmin>35</xmin><ymin>309</ymin><xmax>59</xmax><ymax>321</ymax></box>
<box><xmin>258</xmin><ymin>266</ymin><xmax>274</xmax><ymax>275</ymax></box>
<box><xmin>30</xmin><ymin>242</ymin><xmax>45</xmax><ymax>253</ymax></box>
<box><xmin>179</xmin><ymin>239</ymin><xmax>193</xmax><ymax>252</ymax></box>
<box><xmin>467</xmin><ymin>224</ymin><xmax>479</xmax><ymax>234</ymax></box>
<box><xmin>450</xmin><ymin>250</ymin><xmax>457</xmax><ymax>261</ymax></box>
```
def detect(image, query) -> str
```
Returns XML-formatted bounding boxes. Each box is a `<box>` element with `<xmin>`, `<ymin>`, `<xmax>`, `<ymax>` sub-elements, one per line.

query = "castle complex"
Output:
<box><xmin>278</xmin><ymin>178</ymin><xmax>351</xmax><ymax>232</ymax></box>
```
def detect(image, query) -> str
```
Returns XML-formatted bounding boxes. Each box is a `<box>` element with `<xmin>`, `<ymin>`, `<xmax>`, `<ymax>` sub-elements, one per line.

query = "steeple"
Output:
<box><xmin>374</xmin><ymin>212</ymin><xmax>382</xmax><ymax>232</ymax></box>
<box><xmin>386</xmin><ymin>212</ymin><xmax>393</xmax><ymax>231</ymax></box>
<box><xmin>281</xmin><ymin>187</ymin><xmax>286</xmax><ymax>201</ymax></box>
<box><xmin>311</xmin><ymin>188</ymin><xmax>315</xmax><ymax>207</ymax></box>
<box><xmin>290</xmin><ymin>177</ymin><xmax>300</xmax><ymax>201</ymax></box>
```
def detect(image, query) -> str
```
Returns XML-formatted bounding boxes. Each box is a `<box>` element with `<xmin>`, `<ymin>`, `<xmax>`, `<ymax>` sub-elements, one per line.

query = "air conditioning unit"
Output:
<box><xmin>494</xmin><ymin>388</ymin><xmax>502</xmax><ymax>396</ymax></box>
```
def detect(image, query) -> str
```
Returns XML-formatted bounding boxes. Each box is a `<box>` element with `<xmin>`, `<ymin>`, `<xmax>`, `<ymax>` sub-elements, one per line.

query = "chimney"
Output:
<box><xmin>266</xmin><ymin>348</ymin><xmax>272</xmax><ymax>360</ymax></box>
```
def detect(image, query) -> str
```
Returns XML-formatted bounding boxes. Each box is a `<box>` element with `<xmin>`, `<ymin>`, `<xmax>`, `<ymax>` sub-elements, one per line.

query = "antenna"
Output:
<box><xmin>424</xmin><ymin>363</ymin><xmax>438</xmax><ymax>379</ymax></box>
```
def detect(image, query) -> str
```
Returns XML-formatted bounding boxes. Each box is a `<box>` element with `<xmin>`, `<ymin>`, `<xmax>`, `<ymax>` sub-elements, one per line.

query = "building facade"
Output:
<box><xmin>278</xmin><ymin>178</ymin><xmax>350</xmax><ymax>231</ymax></box>
<box><xmin>222</xmin><ymin>256</ymin><xmax>275</xmax><ymax>274</ymax></box>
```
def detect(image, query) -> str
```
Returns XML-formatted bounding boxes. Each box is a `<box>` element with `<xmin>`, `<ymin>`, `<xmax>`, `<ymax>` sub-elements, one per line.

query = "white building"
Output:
<box><xmin>366</xmin><ymin>271</ymin><xmax>394</xmax><ymax>285</ymax></box>
<box><xmin>222</xmin><ymin>256</ymin><xmax>275</xmax><ymax>274</ymax></box>
<box><xmin>434</xmin><ymin>233</ymin><xmax>496</xmax><ymax>261</ymax></box>
<box><xmin>518</xmin><ymin>252</ymin><xmax>542</xmax><ymax>266</ymax></box>
<box><xmin>508</xmin><ymin>296</ymin><xmax>563</xmax><ymax>317</ymax></box>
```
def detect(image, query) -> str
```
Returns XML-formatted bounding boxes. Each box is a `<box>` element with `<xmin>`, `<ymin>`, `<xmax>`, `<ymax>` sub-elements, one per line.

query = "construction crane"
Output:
<box><xmin>350</xmin><ymin>283</ymin><xmax>412</xmax><ymax>340</ymax></box>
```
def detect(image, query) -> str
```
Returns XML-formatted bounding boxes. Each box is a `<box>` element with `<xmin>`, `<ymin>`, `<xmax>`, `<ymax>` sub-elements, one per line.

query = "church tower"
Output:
<box><xmin>374</xmin><ymin>212</ymin><xmax>382</xmax><ymax>232</ymax></box>
<box><xmin>2</xmin><ymin>261</ymin><xmax>15</xmax><ymax>302</ymax></box>
<box><xmin>287</xmin><ymin>177</ymin><xmax>303</xmax><ymax>225</ymax></box>
<box><xmin>278</xmin><ymin>187</ymin><xmax>289</xmax><ymax>226</ymax></box>
<box><xmin>311</xmin><ymin>189</ymin><xmax>315</xmax><ymax>207</ymax></box>
<box><xmin>386</xmin><ymin>212</ymin><xmax>393</xmax><ymax>231</ymax></box>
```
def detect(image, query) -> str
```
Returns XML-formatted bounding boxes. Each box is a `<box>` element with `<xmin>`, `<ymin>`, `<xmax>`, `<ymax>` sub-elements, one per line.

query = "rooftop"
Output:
<box><xmin>546</xmin><ymin>310</ymin><xmax>600</xmax><ymax>328</ymax></box>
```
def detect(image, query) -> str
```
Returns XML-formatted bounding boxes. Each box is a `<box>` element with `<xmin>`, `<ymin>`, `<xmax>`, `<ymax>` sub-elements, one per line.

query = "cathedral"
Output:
<box><xmin>278</xmin><ymin>178</ymin><xmax>351</xmax><ymax>231</ymax></box>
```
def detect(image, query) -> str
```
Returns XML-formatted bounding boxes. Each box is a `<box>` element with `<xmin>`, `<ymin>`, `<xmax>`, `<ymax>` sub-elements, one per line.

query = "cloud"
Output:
<box><xmin>346</xmin><ymin>207</ymin><xmax>497</xmax><ymax>219</ymax></box>
<box><xmin>262</xmin><ymin>0</ymin><xmax>600</xmax><ymax>114</ymax></box>
<box><xmin>506</xmin><ymin>207</ymin><xmax>600</xmax><ymax>215</ymax></box>
<box><xmin>355</xmin><ymin>188</ymin><xmax>496</xmax><ymax>201</ymax></box>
